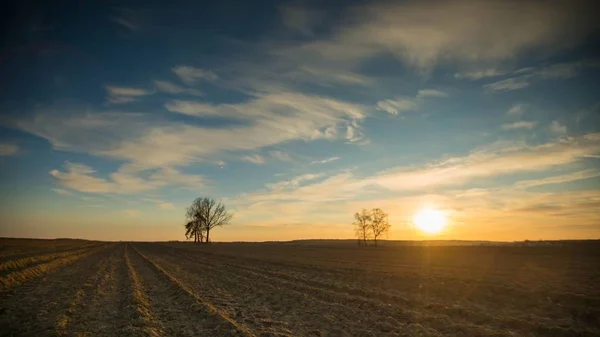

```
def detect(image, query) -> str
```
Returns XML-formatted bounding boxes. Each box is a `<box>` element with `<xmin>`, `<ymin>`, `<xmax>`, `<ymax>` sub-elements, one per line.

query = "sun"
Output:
<box><xmin>413</xmin><ymin>208</ymin><xmax>447</xmax><ymax>234</ymax></box>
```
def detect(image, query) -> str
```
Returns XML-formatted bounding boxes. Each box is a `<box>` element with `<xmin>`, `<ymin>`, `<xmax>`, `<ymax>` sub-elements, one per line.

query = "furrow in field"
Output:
<box><xmin>140</xmin><ymin>244</ymin><xmax>417</xmax><ymax>337</ymax></box>
<box><xmin>0</xmin><ymin>244</ymin><xmax>103</xmax><ymax>276</ymax></box>
<box><xmin>123</xmin><ymin>243</ymin><xmax>163</xmax><ymax>337</ymax></box>
<box><xmin>0</xmin><ymin>244</ymin><xmax>115</xmax><ymax>336</ymax></box>
<box><xmin>151</xmin><ymin>244</ymin><xmax>588</xmax><ymax>337</ymax></box>
<box><xmin>199</xmin><ymin>251</ymin><xmax>554</xmax><ymax>335</ymax></box>
<box><xmin>240</xmin><ymin>250</ymin><xmax>598</xmax><ymax>336</ymax></box>
<box><xmin>0</xmin><ymin>241</ymin><xmax>101</xmax><ymax>264</ymax></box>
<box><xmin>209</xmin><ymin>254</ymin><xmax>579</xmax><ymax>337</ymax></box>
<box><xmin>176</xmin><ymin>244</ymin><xmax>600</xmax><ymax>315</ymax></box>
<box><xmin>54</xmin><ymin>244</ymin><xmax>121</xmax><ymax>336</ymax></box>
<box><xmin>137</xmin><ymin>244</ymin><xmax>298</xmax><ymax>336</ymax></box>
<box><xmin>172</xmin><ymin>245</ymin><xmax>595</xmax><ymax>336</ymax></box>
<box><xmin>128</xmin><ymin>243</ymin><xmax>254</xmax><ymax>337</ymax></box>
<box><xmin>53</xmin><ymin>243</ymin><xmax>144</xmax><ymax>337</ymax></box>
<box><xmin>0</xmin><ymin>243</ymin><xmax>111</xmax><ymax>293</ymax></box>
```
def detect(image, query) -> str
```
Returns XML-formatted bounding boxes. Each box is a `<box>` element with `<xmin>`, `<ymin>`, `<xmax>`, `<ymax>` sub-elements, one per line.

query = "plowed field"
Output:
<box><xmin>1</xmin><ymin>239</ymin><xmax>598</xmax><ymax>336</ymax></box>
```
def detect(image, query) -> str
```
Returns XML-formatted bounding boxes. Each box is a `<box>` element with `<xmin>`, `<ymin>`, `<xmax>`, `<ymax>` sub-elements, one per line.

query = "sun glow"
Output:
<box><xmin>413</xmin><ymin>208</ymin><xmax>447</xmax><ymax>234</ymax></box>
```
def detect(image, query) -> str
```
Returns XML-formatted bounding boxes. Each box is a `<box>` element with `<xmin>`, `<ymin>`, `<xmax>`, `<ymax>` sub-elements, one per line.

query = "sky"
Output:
<box><xmin>1</xmin><ymin>0</ymin><xmax>599</xmax><ymax>242</ymax></box>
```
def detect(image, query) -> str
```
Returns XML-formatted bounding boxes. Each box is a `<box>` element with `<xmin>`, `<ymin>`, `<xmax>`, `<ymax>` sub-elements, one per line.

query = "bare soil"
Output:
<box><xmin>0</xmin><ymin>239</ymin><xmax>598</xmax><ymax>336</ymax></box>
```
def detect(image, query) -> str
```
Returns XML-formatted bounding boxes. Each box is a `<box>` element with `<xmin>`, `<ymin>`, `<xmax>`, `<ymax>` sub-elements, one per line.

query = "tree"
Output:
<box><xmin>185</xmin><ymin>200</ymin><xmax>204</xmax><ymax>243</ymax></box>
<box><xmin>353</xmin><ymin>209</ymin><xmax>372</xmax><ymax>246</ymax></box>
<box><xmin>370</xmin><ymin>208</ymin><xmax>390</xmax><ymax>246</ymax></box>
<box><xmin>185</xmin><ymin>220</ymin><xmax>205</xmax><ymax>243</ymax></box>
<box><xmin>352</xmin><ymin>208</ymin><xmax>391</xmax><ymax>246</ymax></box>
<box><xmin>184</xmin><ymin>220</ymin><xmax>198</xmax><ymax>242</ymax></box>
<box><xmin>185</xmin><ymin>197</ymin><xmax>233</xmax><ymax>244</ymax></box>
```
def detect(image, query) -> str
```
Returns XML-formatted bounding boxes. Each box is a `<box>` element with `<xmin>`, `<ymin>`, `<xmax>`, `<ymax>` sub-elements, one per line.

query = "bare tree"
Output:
<box><xmin>370</xmin><ymin>208</ymin><xmax>390</xmax><ymax>246</ymax></box>
<box><xmin>184</xmin><ymin>220</ymin><xmax>197</xmax><ymax>242</ymax></box>
<box><xmin>185</xmin><ymin>204</ymin><xmax>203</xmax><ymax>243</ymax></box>
<box><xmin>353</xmin><ymin>209</ymin><xmax>372</xmax><ymax>246</ymax></box>
<box><xmin>185</xmin><ymin>197</ymin><xmax>233</xmax><ymax>244</ymax></box>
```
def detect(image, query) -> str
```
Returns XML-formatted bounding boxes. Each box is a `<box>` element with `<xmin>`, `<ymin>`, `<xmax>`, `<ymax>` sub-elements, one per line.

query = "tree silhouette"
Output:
<box><xmin>352</xmin><ymin>208</ymin><xmax>391</xmax><ymax>246</ymax></box>
<box><xmin>185</xmin><ymin>197</ymin><xmax>233</xmax><ymax>244</ymax></box>
<box><xmin>184</xmin><ymin>220</ymin><xmax>197</xmax><ymax>242</ymax></box>
<box><xmin>184</xmin><ymin>220</ymin><xmax>204</xmax><ymax>243</ymax></box>
<box><xmin>370</xmin><ymin>208</ymin><xmax>390</xmax><ymax>246</ymax></box>
<box><xmin>353</xmin><ymin>209</ymin><xmax>372</xmax><ymax>245</ymax></box>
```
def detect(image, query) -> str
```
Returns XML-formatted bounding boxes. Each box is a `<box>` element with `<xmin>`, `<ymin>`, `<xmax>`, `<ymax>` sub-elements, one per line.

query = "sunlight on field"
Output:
<box><xmin>413</xmin><ymin>208</ymin><xmax>446</xmax><ymax>234</ymax></box>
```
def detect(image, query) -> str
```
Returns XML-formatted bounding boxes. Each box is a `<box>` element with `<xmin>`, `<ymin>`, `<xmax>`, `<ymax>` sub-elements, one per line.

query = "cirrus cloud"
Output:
<box><xmin>0</xmin><ymin>143</ymin><xmax>19</xmax><ymax>156</ymax></box>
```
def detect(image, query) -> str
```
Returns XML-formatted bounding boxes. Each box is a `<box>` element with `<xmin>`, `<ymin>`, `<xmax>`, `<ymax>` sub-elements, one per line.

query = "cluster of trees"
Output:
<box><xmin>184</xmin><ymin>197</ymin><xmax>232</xmax><ymax>244</ymax></box>
<box><xmin>353</xmin><ymin>208</ymin><xmax>390</xmax><ymax>246</ymax></box>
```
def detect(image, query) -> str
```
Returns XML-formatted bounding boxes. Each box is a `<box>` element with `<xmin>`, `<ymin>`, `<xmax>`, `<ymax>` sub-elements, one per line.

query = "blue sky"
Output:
<box><xmin>1</xmin><ymin>0</ymin><xmax>599</xmax><ymax>241</ymax></box>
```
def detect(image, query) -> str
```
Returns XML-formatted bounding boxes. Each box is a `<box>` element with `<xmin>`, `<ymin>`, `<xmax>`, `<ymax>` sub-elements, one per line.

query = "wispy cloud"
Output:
<box><xmin>510</xmin><ymin>191</ymin><xmax>600</xmax><ymax>217</ymax></box>
<box><xmin>537</xmin><ymin>62</ymin><xmax>588</xmax><ymax>79</ymax></box>
<box><xmin>286</xmin><ymin>66</ymin><xmax>372</xmax><ymax>86</ymax></box>
<box><xmin>371</xmin><ymin>133</ymin><xmax>600</xmax><ymax>191</ymax></box>
<box><xmin>159</xmin><ymin>202</ymin><xmax>175</xmax><ymax>209</ymax></box>
<box><xmin>241</xmin><ymin>154</ymin><xmax>266</xmax><ymax>165</ymax></box>
<box><xmin>52</xmin><ymin>188</ymin><xmax>72</xmax><ymax>196</ymax></box>
<box><xmin>142</xmin><ymin>197</ymin><xmax>176</xmax><ymax>210</ymax></box>
<box><xmin>266</xmin><ymin>173</ymin><xmax>323</xmax><ymax>191</ymax></box>
<box><xmin>269</xmin><ymin>151</ymin><xmax>291</xmax><ymax>162</ymax></box>
<box><xmin>110</xmin><ymin>16</ymin><xmax>139</xmax><ymax>32</ymax></box>
<box><xmin>172</xmin><ymin>66</ymin><xmax>218</xmax><ymax>84</ymax></box>
<box><xmin>506</xmin><ymin>103</ymin><xmax>527</xmax><ymax>116</ymax></box>
<box><xmin>164</xmin><ymin>101</ymin><xmax>217</xmax><ymax>117</ymax></box>
<box><xmin>416</xmin><ymin>89</ymin><xmax>449</xmax><ymax>99</ymax></box>
<box><xmin>154</xmin><ymin>81</ymin><xmax>203</xmax><ymax>96</ymax></box>
<box><xmin>550</xmin><ymin>121</ymin><xmax>567</xmax><ymax>134</ymax></box>
<box><xmin>515</xmin><ymin>170</ymin><xmax>600</xmax><ymax>189</ymax></box>
<box><xmin>278</xmin><ymin>1</ymin><xmax>597</xmax><ymax>71</ymax></box>
<box><xmin>0</xmin><ymin>143</ymin><xmax>18</xmax><ymax>156</ymax></box>
<box><xmin>501</xmin><ymin>121</ymin><xmax>537</xmax><ymax>130</ymax></box>
<box><xmin>105</xmin><ymin>85</ymin><xmax>153</xmax><ymax>104</ymax></box>
<box><xmin>454</xmin><ymin>69</ymin><xmax>507</xmax><ymax>80</ymax></box>
<box><xmin>345</xmin><ymin>120</ymin><xmax>365</xmax><ymax>143</ymax></box>
<box><xmin>106</xmin><ymin>80</ymin><xmax>205</xmax><ymax>104</ymax></box>
<box><xmin>50</xmin><ymin>162</ymin><xmax>205</xmax><ymax>194</ymax></box>
<box><xmin>19</xmin><ymin>91</ymin><xmax>365</xmax><ymax>170</ymax></box>
<box><xmin>376</xmin><ymin>98</ymin><xmax>418</xmax><ymax>115</ymax></box>
<box><xmin>377</xmin><ymin>89</ymin><xmax>448</xmax><ymax>115</ymax></box>
<box><xmin>110</xmin><ymin>8</ymin><xmax>141</xmax><ymax>32</ymax></box>
<box><xmin>311</xmin><ymin>156</ymin><xmax>340</xmax><ymax>164</ymax></box>
<box><xmin>106</xmin><ymin>86</ymin><xmax>150</xmax><ymax>96</ymax></box>
<box><xmin>243</xmin><ymin>172</ymin><xmax>361</xmax><ymax>203</ymax></box>
<box><xmin>230</xmin><ymin>133</ymin><xmax>600</xmax><ymax>233</ymax></box>
<box><xmin>484</xmin><ymin>60</ymin><xmax>599</xmax><ymax>92</ymax></box>
<box><xmin>484</xmin><ymin>76</ymin><xmax>531</xmax><ymax>92</ymax></box>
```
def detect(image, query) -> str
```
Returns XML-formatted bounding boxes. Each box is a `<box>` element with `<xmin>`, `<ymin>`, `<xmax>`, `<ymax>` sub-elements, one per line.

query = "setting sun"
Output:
<box><xmin>413</xmin><ymin>209</ymin><xmax>447</xmax><ymax>234</ymax></box>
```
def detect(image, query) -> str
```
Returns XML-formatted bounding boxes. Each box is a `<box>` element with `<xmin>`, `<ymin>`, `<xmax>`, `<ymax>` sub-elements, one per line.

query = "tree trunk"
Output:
<box><xmin>374</xmin><ymin>236</ymin><xmax>378</xmax><ymax>246</ymax></box>
<box><xmin>206</xmin><ymin>228</ymin><xmax>210</xmax><ymax>244</ymax></box>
